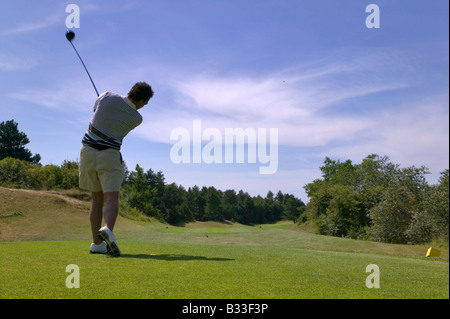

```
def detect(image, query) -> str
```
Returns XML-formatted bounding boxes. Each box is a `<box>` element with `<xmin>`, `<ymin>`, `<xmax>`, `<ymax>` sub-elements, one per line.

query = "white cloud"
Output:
<box><xmin>325</xmin><ymin>96</ymin><xmax>449</xmax><ymax>179</ymax></box>
<box><xmin>8</xmin><ymin>83</ymin><xmax>95</xmax><ymax>114</ymax></box>
<box><xmin>134</xmin><ymin>55</ymin><xmax>408</xmax><ymax>149</ymax></box>
<box><xmin>0</xmin><ymin>53</ymin><xmax>38</xmax><ymax>71</ymax></box>
<box><xmin>1</xmin><ymin>14</ymin><xmax>60</xmax><ymax>36</ymax></box>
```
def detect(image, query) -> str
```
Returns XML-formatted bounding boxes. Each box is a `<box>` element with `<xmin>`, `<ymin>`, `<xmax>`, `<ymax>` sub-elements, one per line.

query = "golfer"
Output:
<box><xmin>79</xmin><ymin>82</ymin><xmax>153</xmax><ymax>256</ymax></box>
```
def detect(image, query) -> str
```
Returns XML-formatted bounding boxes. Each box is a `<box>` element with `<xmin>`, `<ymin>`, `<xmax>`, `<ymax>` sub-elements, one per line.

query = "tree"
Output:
<box><xmin>319</xmin><ymin>185</ymin><xmax>364</xmax><ymax>238</ymax></box>
<box><xmin>204</xmin><ymin>187</ymin><xmax>223</xmax><ymax>221</ymax></box>
<box><xmin>0</xmin><ymin>157</ymin><xmax>30</xmax><ymax>187</ymax></box>
<box><xmin>162</xmin><ymin>183</ymin><xmax>193</xmax><ymax>224</ymax></box>
<box><xmin>282</xmin><ymin>195</ymin><xmax>305</xmax><ymax>224</ymax></box>
<box><xmin>320</xmin><ymin>157</ymin><xmax>356</xmax><ymax>185</ymax></box>
<box><xmin>122</xmin><ymin>165</ymin><xmax>161</xmax><ymax>219</ymax></box>
<box><xmin>369</xmin><ymin>184</ymin><xmax>418</xmax><ymax>244</ymax></box>
<box><xmin>186</xmin><ymin>186</ymin><xmax>205</xmax><ymax>221</ymax></box>
<box><xmin>302</xmin><ymin>154</ymin><xmax>440</xmax><ymax>243</ymax></box>
<box><xmin>368</xmin><ymin>165</ymin><xmax>431</xmax><ymax>244</ymax></box>
<box><xmin>222</xmin><ymin>189</ymin><xmax>238</xmax><ymax>221</ymax></box>
<box><xmin>264</xmin><ymin>192</ymin><xmax>283</xmax><ymax>223</ymax></box>
<box><xmin>236</xmin><ymin>190</ymin><xmax>256</xmax><ymax>224</ymax></box>
<box><xmin>0</xmin><ymin>120</ymin><xmax>40</xmax><ymax>164</ymax></box>
<box><xmin>421</xmin><ymin>169</ymin><xmax>449</xmax><ymax>240</ymax></box>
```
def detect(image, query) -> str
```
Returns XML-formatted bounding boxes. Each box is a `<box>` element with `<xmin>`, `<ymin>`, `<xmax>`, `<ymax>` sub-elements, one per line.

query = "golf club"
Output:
<box><xmin>65</xmin><ymin>30</ymin><xmax>99</xmax><ymax>97</ymax></box>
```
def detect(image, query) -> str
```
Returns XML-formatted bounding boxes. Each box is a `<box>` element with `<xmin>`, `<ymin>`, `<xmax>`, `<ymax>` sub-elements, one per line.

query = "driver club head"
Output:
<box><xmin>65</xmin><ymin>30</ymin><xmax>75</xmax><ymax>42</ymax></box>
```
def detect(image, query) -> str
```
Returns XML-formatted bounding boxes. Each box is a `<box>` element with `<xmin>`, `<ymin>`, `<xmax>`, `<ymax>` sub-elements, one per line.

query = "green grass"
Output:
<box><xmin>1</xmin><ymin>223</ymin><xmax>448</xmax><ymax>299</ymax></box>
<box><xmin>0</xmin><ymin>187</ymin><xmax>448</xmax><ymax>299</ymax></box>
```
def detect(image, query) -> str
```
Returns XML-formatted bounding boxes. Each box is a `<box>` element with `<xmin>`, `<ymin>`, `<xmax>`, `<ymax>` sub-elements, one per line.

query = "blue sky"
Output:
<box><xmin>0</xmin><ymin>0</ymin><xmax>448</xmax><ymax>202</ymax></box>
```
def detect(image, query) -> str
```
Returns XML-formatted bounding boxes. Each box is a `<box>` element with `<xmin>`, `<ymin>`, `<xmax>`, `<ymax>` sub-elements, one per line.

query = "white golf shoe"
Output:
<box><xmin>89</xmin><ymin>241</ymin><xmax>109</xmax><ymax>254</ymax></box>
<box><xmin>98</xmin><ymin>226</ymin><xmax>121</xmax><ymax>257</ymax></box>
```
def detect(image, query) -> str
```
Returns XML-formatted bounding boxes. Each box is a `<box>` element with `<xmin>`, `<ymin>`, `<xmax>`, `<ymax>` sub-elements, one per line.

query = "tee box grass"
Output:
<box><xmin>0</xmin><ymin>187</ymin><xmax>448</xmax><ymax>299</ymax></box>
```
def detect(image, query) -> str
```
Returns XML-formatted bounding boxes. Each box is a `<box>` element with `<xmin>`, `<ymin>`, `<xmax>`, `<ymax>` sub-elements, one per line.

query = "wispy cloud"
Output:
<box><xmin>134</xmin><ymin>52</ymin><xmax>411</xmax><ymax>149</ymax></box>
<box><xmin>326</xmin><ymin>96</ymin><xmax>449</xmax><ymax>174</ymax></box>
<box><xmin>1</xmin><ymin>1</ymin><xmax>100</xmax><ymax>36</ymax></box>
<box><xmin>0</xmin><ymin>53</ymin><xmax>38</xmax><ymax>71</ymax></box>
<box><xmin>1</xmin><ymin>13</ymin><xmax>60</xmax><ymax>36</ymax></box>
<box><xmin>8</xmin><ymin>83</ymin><xmax>95</xmax><ymax>113</ymax></box>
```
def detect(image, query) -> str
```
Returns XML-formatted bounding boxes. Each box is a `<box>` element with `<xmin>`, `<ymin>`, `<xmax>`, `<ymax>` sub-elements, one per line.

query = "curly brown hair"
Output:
<box><xmin>127</xmin><ymin>82</ymin><xmax>154</xmax><ymax>102</ymax></box>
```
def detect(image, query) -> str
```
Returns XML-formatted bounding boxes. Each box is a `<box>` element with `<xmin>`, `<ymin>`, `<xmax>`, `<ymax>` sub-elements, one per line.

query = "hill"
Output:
<box><xmin>0</xmin><ymin>187</ymin><xmax>140</xmax><ymax>241</ymax></box>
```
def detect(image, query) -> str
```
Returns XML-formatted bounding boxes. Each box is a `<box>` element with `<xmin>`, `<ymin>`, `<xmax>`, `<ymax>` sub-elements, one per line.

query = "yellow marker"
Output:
<box><xmin>426</xmin><ymin>247</ymin><xmax>441</xmax><ymax>257</ymax></box>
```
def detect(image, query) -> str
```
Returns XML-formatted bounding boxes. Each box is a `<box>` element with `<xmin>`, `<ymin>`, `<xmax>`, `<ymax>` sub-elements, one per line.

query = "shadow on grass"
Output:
<box><xmin>119</xmin><ymin>253</ymin><xmax>234</xmax><ymax>261</ymax></box>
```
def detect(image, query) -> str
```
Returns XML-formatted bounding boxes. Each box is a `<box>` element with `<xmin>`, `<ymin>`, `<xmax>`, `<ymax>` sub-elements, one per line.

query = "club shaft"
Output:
<box><xmin>70</xmin><ymin>41</ymin><xmax>99</xmax><ymax>97</ymax></box>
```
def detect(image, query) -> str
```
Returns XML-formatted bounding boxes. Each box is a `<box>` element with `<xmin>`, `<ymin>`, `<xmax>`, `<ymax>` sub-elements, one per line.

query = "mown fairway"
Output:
<box><xmin>0</xmin><ymin>187</ymin><xmax>448</xmax><ymax>299</ymax></box>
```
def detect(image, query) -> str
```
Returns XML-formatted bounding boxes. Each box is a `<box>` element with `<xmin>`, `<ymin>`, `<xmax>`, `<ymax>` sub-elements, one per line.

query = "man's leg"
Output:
<box><xmin>90</xmin><ymin>191</ymin><xmax>104</xmax><ymax>245</ymax></box>
<box><xmin>103</xmin><ymin>192</ymin><xmax>120</xmax><ymax>231</ymax></box>
<box><xmin>98</xmin><ymin>192</ymin><xmax>121</xmax><ymax>256</ymax></box>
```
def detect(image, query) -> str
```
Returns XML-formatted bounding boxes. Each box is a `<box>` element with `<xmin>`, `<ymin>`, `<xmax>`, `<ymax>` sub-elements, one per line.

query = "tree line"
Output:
<box><xmin>1</xmin><ymin>120</ymin><xmax>448</xmax><ymax>244</ymax></box>
<box><xmin>121</xmin><ymin>164</ymin><xmax>304</xmax><ymax>225</ymax></box>
<box><xmin>302</xmin><ymin>154</ymin><xmax>449</xmax><ymax>244</ymax></box>
<box><xmin>0</xmin><ymin>157</ymin><xmax>305</xmax><ymax>225</ymax></box>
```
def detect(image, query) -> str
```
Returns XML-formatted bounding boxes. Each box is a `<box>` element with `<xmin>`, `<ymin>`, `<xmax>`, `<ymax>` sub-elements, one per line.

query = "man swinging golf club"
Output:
<box><xmin>79</xmin><ymin>82</ymin><xmax>154</xmax><ymax>256</ymax></box>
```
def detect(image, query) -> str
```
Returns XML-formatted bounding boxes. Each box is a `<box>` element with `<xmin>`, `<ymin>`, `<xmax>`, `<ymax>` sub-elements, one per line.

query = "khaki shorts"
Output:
<box><xmin>79</xmin><ymin>145</ymin><xmax>124</xmax><ymax>193</ymax></box>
